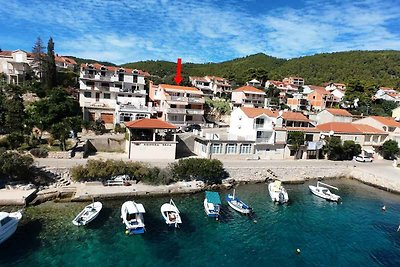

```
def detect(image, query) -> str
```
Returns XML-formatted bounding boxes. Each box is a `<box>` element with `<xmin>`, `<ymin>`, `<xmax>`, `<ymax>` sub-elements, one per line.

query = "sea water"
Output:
<box><xmin>1</xmin><ymin>179</ymin><xmax>400</xmax><ymax>267</ymax></box>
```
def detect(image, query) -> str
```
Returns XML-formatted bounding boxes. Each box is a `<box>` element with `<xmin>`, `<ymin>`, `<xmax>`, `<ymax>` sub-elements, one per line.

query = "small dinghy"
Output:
<box><xmin>268</xmin><ymin>180</ymin><xmax>289</xmax><ymax>204</ymax></box>
<box><xmin>161</xmin><ymin>199</ymin><xmax>182</xmax><ymax>228</ymax></box>
<box><xmin>72</xmin><ymin>202</ymin><xmax>103</xmax><ymax>226</ymax></box>
<box><xmin>204</xmin><ymin>191</ymin><xmax>221</xmax><ymax>220</ymax></box>
<box><xmin>121</xmin><ymin>201</ymin><xmax>146</xmax><ymax>235</ymax></box>
<box><xmin>309</xmin><ymin>181</ymin><xmax>341</xmax><ymax>202</ymax></box>
<box><xmin>0</xmin><ymin>210</ymin><xmax>22</xmax><ymax>245</ymax></box>
<box><xmin>226</xmin><ymin>189</ymin><xmax>252</xmax><ymax>214</ymax></box>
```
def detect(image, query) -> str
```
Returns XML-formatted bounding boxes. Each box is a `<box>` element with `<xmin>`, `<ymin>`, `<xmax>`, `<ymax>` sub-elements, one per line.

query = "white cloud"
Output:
<box><xmin>0</xmin><ymin>0</ymin><xmax>399</xmax><ymax>64</ymax></box>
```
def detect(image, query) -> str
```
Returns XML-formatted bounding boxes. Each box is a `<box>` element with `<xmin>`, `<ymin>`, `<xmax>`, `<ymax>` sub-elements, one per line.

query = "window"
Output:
<box><xmin>226</xmin><ymin>144</ymin><xmax>237</xmax><ymax>154</ymax></box>
<box><xmin>0</xmin><ymin>216</ymin><xmax>12</xmax><ymax>226</ymax></box>
<box><xmin>290</xmin><ymin>150</ymin><xmax>296</xmax><ymax>156</ymax></box>
<box><xmin>104</xmin><ymin>93</ymin><xmax>111</xmax><ymax>99</ymax></box>
<box><xmin>187</xmin><ymin>115</ymin><xmax>193</xmax><ymax>121</ymax></box>
<box><xmin>365</xmin><ymin>135</ymin><xmax>371</xmax><ymax>142</ymax></box>
<box><xmin>136</xmin><ymin>113</ymin><xmax>147</xmax><ymax>119</ymax></box>
<box><xmin>212</xmin><ymin>144</ymin><xmax>222</xmax><ymax>154</ymax></box>
<box><xmin>84</xmin><ymin>92</ymin><xmax>92</xmax><ymax>98</ymax></box>
<box><xmin>86</xmin><ymin>81</ymin><xmax>94</xmax><ymax>86</ymax></box>
<box><xmin>255</xmin><ymin>118</ymin><xmax>264</xmax><ymax>128</ymax></box>
<box><xmin>240</xmin><ymin>144</ymin><xmax>251</xmax><ymax>154</ymax></box>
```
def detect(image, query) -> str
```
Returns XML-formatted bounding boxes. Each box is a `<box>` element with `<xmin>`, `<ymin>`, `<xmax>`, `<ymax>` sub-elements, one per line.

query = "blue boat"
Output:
<box><xmin>204</xmin><ymin>191</ymin><xmax>221</xmax><ymax>219</ymax></box>
<box><xmin>226</xmin><ymin>189</ymin><xmax>252</xmax><ymax>214</ymax></box>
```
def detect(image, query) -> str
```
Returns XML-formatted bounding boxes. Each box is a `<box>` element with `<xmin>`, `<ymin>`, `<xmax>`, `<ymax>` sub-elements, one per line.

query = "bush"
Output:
<box><xmin>170</xmin><ymin>158</ymin><xmax>227</xmax><ymax>184</ymax></box>
<box><xmin>114</xmin><ymin>123</ymin><xmax>125</xmax><ymax>134</ymax></box>
<box><xmin>342</xmin><ymin>140</ymin><xmax>361</xmax><ymax>160</ymax></box>
<box><xmin>30</xmin><ymin>148</ymin><xmax>49</xmax><ymax>158</ymax></box>
<box><xmin>382</xmin><ymin>140</ymin><xmax>399</xmax><ymax>160</ymax></box>
<box><xmin>6</xmin><ymin>132</ymin><xmax>25</xmax><ymax>149</ymax></box>
<box><xmin>92</xmin><ymin>119</ymin><xmax>106</xmax><ymax>135</ymax></box>
<box><xmin>0</xmin><ymin>150</ymin><xmax>35</xmax><ymax>182</ymax></box>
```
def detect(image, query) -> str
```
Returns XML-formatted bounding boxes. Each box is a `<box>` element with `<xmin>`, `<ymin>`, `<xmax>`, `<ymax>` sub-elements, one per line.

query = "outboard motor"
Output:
<box><xmin>279</xmin><ymin>192</ymin><xmax>285</xmax><ymax>203</ymax></box>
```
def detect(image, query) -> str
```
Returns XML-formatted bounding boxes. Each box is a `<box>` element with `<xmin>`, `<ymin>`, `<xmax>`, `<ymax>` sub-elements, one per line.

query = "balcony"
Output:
<box><xmin>118</xmin><ymin>104</ymin><xmax>154</xmax><ymax>113</ymax></box>
<box><xmin>167</xmin><ymin>108</ymin><xmax>186</xmax><ymax>114</ymax></box>
<box><xmin>166</xmin><ymin>95</ymin><xmax>188</xmax><ymax>101</ymax></box>
<box><xmin>188</xmin><ymin>97</ymin><xmax>205</xmax><ymax>103</ymax></box>
<box><xmin>186</xmin><ymin>109</ymin><xmax>204</xmax><ymax>115</ymax></box>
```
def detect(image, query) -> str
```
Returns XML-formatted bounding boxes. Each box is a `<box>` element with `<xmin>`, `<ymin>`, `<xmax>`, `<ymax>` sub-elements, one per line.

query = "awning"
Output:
<box><xmin>362</xmin><ymin>146</ymin><xmax>375</xmax><ymax>154</ymax></box>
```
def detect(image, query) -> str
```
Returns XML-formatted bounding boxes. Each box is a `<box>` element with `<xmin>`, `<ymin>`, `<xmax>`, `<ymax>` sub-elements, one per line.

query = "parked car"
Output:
<box><xmin>185</xmin><ymin>124</ymin><xmax>201</xmax><ymax>132</ymax></box>
<box><xmin>355</xmin><ymin>155</ymin><xmax>373</xmax><ymax>162</ymax></box>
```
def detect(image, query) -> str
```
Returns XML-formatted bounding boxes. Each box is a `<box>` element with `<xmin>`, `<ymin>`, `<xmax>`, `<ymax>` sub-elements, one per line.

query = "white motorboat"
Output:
<box><xmin>160</xmin><ymin>199</ymin><xmax>182</xmax><ymax>228</ymax></box>
<box><xmin>204</xmin><ymin>191</ymin><xmax>221</xmax><ymax>219</ymax></box>
<box><xmin>268</xmin><ymin>180</ymin><xmax>289</xmax><ymax>203</ymax></box>
<box><xmin>0</xmin><ymin>210</ymin><xmax>22</xmax><ymax>245</ymax></box>
<box><xmin>226</xmin><ymin>189</ymin><xmax>252</xmax><ymax>214</ymax></box>
<box><xmin>72</xmin><ymin>202</ymin><xmax>103</xmax><ymax>226</ymax></box>
<box><xmin>309</xmin><ymin>181</ymin><xmax>341</xmax><ymax>202</ymax></box>
<box><xmin>121</xmin><ymin>201</ymin><xmax>146</xmax><ymax>235</ymax></box>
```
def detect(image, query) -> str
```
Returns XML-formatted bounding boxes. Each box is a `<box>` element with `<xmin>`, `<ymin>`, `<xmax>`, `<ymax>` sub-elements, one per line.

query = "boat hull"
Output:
<box><xmin>72</xmin><ymin>202</ymin><xmax>102</xmax><ymax>226</ymax></box>
<box><xmin>309</xmin><ymin>185</ymin><xmax>340</xmax><ymax>202</ymax></box>
<box><xmin>0</xmin><ymin>211</ymin><xmax>22</xmax><ymax>245</ymax></box>
<box><xmin>226</xmin><ymin>195</ymin><xmax>252</xmax><ymax>214</ymax></box>
<box><xmin>204</xmin><ymin>199</ymin><xmax>220</xmax><ymax>218</ymax></box>
<box><xmin>121</xmin><ymin>201</ymin><xmax>146</xmax><ymax>235</ymax></box>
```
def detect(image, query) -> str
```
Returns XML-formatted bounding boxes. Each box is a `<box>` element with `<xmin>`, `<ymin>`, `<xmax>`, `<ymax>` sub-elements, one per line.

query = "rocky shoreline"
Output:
<box><xmin>1</xmin><ymin>162</ymin><xmax>399</xmax><ymax>206</ymax></box>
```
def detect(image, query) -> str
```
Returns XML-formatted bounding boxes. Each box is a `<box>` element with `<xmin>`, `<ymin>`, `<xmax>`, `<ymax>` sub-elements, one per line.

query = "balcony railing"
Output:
<box><xmin>167</xmin><ymin>108</ymin><xmax>186</xmax><ymax>113</ymax></box>
<box><xmin>167</xmin><ymin>95</ymin><xmax>188</xmax><ymax>102</ymax></box>
<box><xmin>186</xmin><ymin>109</ymin><xmax>204</xmax><ymax>115</ymax></box>
<box><xmin>188</xmin><ymin>97</ymin><xmax>205</xmax><ymax>103</ymax></box>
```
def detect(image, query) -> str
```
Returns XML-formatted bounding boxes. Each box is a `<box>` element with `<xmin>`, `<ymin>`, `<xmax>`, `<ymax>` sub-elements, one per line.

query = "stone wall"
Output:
<box><xmin>47</xmin><ymin>151</ymin><xmax>72</xmax><ymax>159</ymax></box>
<box><xmin>86</xmin><ymin>136</ymin><xmax>126</xmax><ymax>152</ymax></box>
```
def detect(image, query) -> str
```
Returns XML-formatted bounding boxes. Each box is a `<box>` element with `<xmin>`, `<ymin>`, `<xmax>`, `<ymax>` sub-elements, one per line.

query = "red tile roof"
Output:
<box><xmin>240</xmin><ymin>107</ymin><xmax>276</xmax><ymax>118</ymax></box>
<box><xmin>233</xmin><ymin>85</ymin><xmax>265</xmax><ymax>94</ymax></box>
<box><xmin>309</xmin><ymin>85</ymin><xmax>330</xmax><ymax>95</ymax></box>
<box><xmin>275</xmin><ymin>127</ymin><xmax>320</xmax><ymax>132</ymax></box>
<box><xmin>125</xmin><ymin>119</ymin><xmax>177</xmax><ymax>129</ymax></box>
<box><xmin>0</xmin><ymin>50</ymin><xmax>34</xmax><ymax>58</ymax></box>
<box><xmin>160</xmin><ymin>84</ymin><xmax>202</xmax><ymax>93</ymax></box>
<box><xmin>369</xmin><ymin>116</ymin><xmax>400</xmax><ymax>127</ymax></box>
<box><xmin>325</xmin><ymin>108</ymin><xmax>352</xmax><ymax>117</ymax></box>
<box><xmin>317</xmin><ymin>122</ymin><xmax>385</xmax><ymax>134</ymax></box>
<box><xmin>55</xmin><ymin>55</ymin><xmax>77</xmax><ymax>65</ymax></box>
<box><xmin>281</xmin><ymin>111</ymin><xmax>309</xmax><ymax>122</ymax></box>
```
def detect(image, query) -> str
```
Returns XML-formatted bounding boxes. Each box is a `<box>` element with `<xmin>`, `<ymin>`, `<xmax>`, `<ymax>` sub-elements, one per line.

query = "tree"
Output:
<box><xmin>0</xmin><ymin>150</ymin><xmax>34</xmax><ymax>182</ymax></box>
<box><xmin>287</xmin><ymin>131</ymin><xmax>305</xmax><ymax>159</ymax></box>
<box><xmin>44</xmin><ymin>37</ymin><xmax>57</xmax><ymax>90</ymax></box>
<box><xmin>32</xmin><ymin>37</ymin><xmax>45</xmax><ymax>82</ymax></box>
<box><xmin>382</xmin><ymin>140</ymin><xmax>399</xmax><ymax>160</ymax></box>
<box><xmin>2</xmin><ymin>84</ymin><xmax>26</xmax><ymax>134</ymax></box>
<box><xmin>323</xmin><ymin>136</ymin><xmax>343</xmax><ymax>160</ymax></box>
<box><xmin>342</xmin><ymin>140</ymin><xmax>361</xmax><ymax>160</ymax></box>
<box><xmin>50</xmin><ymin>120</ymin><xmax>70</xmax><ymax>151</ymax></box>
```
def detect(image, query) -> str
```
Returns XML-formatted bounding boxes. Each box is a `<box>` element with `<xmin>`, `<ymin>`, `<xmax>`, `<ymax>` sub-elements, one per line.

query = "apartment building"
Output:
<box><xmin>55</xmin><ymin>55</ymin><xmax>77</xmax><ymax>71</ymax></box>
<box><xmin>190</xmin><ymin>76</ymin><xmax>231</xmax><ymax>97</ymax></box>
<box><xmin>283</xmin><ymin>76</ymin><xmax>305</xmax><ymax>86</ymax></box>
<box><xmin>307</xmin><ymin>86</ymin><xmax>339</xmax><ymax>111</ymax></box>
<box><xmin>315</xmin><ymin>108</ymin><xmax>353</xmax><ymax>125</ymax></box>
<box><xmin>353</xmin><ymin>116</ymin><xmax>400</xmax><ymax>144</ymax></box>
<box><xmin>287</xmin><ymin>93</ymin><xmax>309</xmax><ymax>111</ymax></box>
<box><xmin>231</xmin><ymin>85</ymin><xmax>266</xmax><ymax>108</ymax></box>
<box><xmin>79</xmin><ymin>63</ymin><xmax>153</xmax><ymax>128</ymax></box>
<box><xmin>149</xmin><ymin>83</ymin><xmax>205</xmax><ymax>126</ymax></box>
<box><xmin>0</xmin><ymin>50</ymin><xmax>34</xmax><ymax>85</ymax></box>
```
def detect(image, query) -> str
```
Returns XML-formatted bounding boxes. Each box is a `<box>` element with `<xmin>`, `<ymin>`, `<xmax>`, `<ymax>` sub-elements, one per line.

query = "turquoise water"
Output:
<box><xmin>2</xmin><ymin>179</ymin><xmax>400</xmax><ymax>266</ymax></box>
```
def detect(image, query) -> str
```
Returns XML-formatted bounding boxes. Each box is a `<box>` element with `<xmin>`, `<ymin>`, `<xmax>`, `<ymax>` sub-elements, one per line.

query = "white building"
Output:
<box><xmin>0</xmin><ymin>50</ymin><xmax>34</xmax><ymax>85</ymax></box>
<box><xmin>79</xmin><ymin>63</ymin><xmax>153</xmax><ymax>128</ymax></box>
<box><xmin>353</xmin><ymin>116</ymin><xmax>400</xmax><ymax>144</ymax></box>
<box><xmin>231</xmin><ymin>85</ymin><xmax>266</xmax><ymax>108</ymax></box>
<box><xmin>374</xmin><ymin>87</ymin><xmax>400</xmax><ymax>103</ymax></box>
<box><xmin>149</xmin><ymin>83</ymin><xmax>205</xmax><ymax>126</ymax></box>
<box><xmin>324</xmin><ymin>82</ymin><xmax>346</xmax><ymax>91</ymax></box>
<box><xmin>315</xmin><ymin>108</ymin><xmax>353</xmax><ymax>125</ymax></box>
<box><xmin>55</xmin><ymin>55</ymin><xmax>77</xmax><ymax>71</ymax></box>
<box><xmin>247</xmin><ymin>79</ymin><xmax>261</xmax><ymax>87</ymax></box>
<box><xmin>189</xmin><ymin>76</ymin><xmax>231</xmax><ymax>98</ymax></box>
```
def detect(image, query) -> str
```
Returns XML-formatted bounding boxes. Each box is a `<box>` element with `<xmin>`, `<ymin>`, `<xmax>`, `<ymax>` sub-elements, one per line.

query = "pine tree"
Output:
<box><xmin>44</xmin><ymin>37</ymin><xmax>57</xmax><ymax>90</ymax></box>
<box><xmin>32</xmin><ymin>37</ymin><xmax>45</xmax><ymax>82</ymax></box>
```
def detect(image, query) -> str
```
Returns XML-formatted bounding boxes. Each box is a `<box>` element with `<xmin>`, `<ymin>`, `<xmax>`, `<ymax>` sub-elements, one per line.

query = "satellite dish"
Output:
<box><xmin>329</xmin><ymin>130</ymin><xmax>334</xmax><ymax>136</ymax></box>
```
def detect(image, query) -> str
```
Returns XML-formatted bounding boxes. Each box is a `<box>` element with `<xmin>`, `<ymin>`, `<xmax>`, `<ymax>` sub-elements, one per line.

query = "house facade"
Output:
<box><xmin>189</xmin><ymin>76</ymin><xmax>231</xmax><ymax>98</ymax></box>
<box><xmin>231</xmin><ymin>85</ymin><xmax>266</xmax><ymax>108</ymax></box>
<box><xmin>315</xmin><ymin>108</ymin><xmax>353</xmax><ymax>125</ymax></box>
<box><xmin>307</xmin><ymin>86</ymin><xmax>339</xmax><ymax>111</ymax></box>
<box><xmin>79</xmin><ymin>63</ymin><xmax>152</xmax><ymax>128</ymax></box>
<box><xmin>149</xmin><ymin>83</ymin><xmax>205</xmax><ymax>126</ymax></box>
<box><xmin>55</xmin><ymin>55</ymin><xmax>77</xmax><ymax>71</ymax></box>
<box><xmin>0</xmin><ymin>50</ymin><xmax>34</xmax><ymax>85</ymax></box>
<box><xmin>353</xmin><ymin>116</ymin><xmax>400</xmax><ymax>144</ymax></box>
<box><xmin>374</xmin><ymin>87</ymin><xmax>400</xmax><ymax>103</ymax></box>
<box><xmin>283</xmin><ymin>76</ymin><xmax>305</xmax><ymax>86</ymax></box>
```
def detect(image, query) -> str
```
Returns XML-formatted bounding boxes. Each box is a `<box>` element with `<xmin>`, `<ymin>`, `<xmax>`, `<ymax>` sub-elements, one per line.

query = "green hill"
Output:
<box><xmin>76</xmin><ymin>51</ymin><xmax>400</xmax><ymax>88</ymax></box>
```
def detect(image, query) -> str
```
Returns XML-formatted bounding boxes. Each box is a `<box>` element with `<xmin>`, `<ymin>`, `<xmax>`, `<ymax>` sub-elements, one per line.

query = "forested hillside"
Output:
<box><xmin>75</xmin><ymin>50</ymin><xmax>400</xmax><ymax>88</ymax></box>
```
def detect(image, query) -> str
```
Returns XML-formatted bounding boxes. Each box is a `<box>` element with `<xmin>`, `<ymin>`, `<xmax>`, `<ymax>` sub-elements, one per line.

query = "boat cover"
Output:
<box><xmin>205</xmin><ymin>191</ymin><xmax>221</xmax><ymax>205</ymax></box>
<box><xmin>126</xmin><ymin>202</ymin><xmax>146</xmax><ymax>214</ymax></box>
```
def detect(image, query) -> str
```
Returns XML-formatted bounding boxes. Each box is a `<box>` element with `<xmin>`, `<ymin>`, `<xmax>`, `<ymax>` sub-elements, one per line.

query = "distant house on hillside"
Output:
<box><xmin>0</xmin><ymin>49</ymin><xmax>34</xmax><ymax>85</ymax></box>
<box><xmin>55</xmin><ymin>55</ymin><xmax>77</xmax><ymax>71</ymax></box>
<box><xmin>246</xmin><ymin>79</ymin><xmax>261</xmax><ymax>87</ymax></box>
<box><xmin>189</xmin><ymin>76</ymin><xmax>231</xmax><ymax>98</ymax></box>
<box><xmin>324</xmin><ymin>82</ymin><xmax>346</xmax><ymax>91</ymax></box>
<box><xmin>231</xmin><ymin>85</ymin><xmax>266</xmax><ymax>108</ymax></box>
<box><xmin>283</xmin><ymin>76</ymin><xmax>305</xmax><ymax>86</ymax></box>
<box><xmin>306</xmin><ymin>85</ymin><xmax>339</xmax><ymax>111</ymax></box>
<box><xmin>374</xmin><ymin>87</ymin><xmax>400</xmax><ymax>103</ymax></box>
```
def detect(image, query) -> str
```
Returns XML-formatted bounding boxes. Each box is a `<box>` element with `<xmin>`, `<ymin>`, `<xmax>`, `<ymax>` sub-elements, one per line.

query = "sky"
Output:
<box><xmin>1</xmin><ymin>0</ymin><xmax>400</xmax><ymax>64</ymax></box>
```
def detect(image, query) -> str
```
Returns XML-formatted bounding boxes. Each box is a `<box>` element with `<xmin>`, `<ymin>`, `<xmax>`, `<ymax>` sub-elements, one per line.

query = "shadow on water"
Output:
<box><xmin>371</xmin><ymin>249</ymin><xmax>400</xmax><ymax>266</ymax></box>
<box><xmin>0</xmin><ymin>219</ymin><xmax>42</xmax><ymax>265</ymax></box>
<box><xmin>87</xmin><ymin>207</ymin><xmax>113</xmax><ymax>230</ymax></box>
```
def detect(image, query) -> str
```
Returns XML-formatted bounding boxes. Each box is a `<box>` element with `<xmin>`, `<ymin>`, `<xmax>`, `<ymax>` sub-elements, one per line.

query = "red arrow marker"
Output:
<box><xmin>174</xmin><ymin>58</ymin><xmax>183</xmax><ymax>85</ymax></box>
